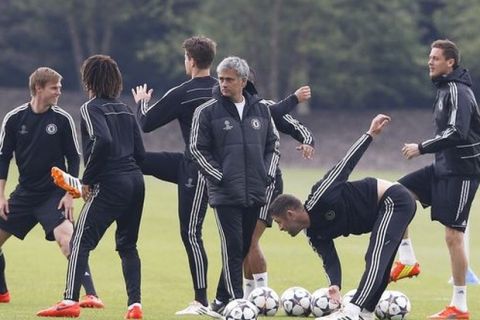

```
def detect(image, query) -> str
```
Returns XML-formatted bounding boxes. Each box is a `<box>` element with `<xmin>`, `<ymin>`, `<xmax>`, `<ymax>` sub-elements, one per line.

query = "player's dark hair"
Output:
<box><xmin>431</xmin><ymin>39</ymin><xmax>460</xmax><ymax>69</ymax></box>
<box><xmin>81</xmin><ymin>54</ymin><xmax>123</xmax><ymax>99</ymax></box>
<box><xmin>183</xmin><ymin>36</ymin><xmax>216</xmax><ymax>69</ymax></box>
<box><xmin>269</xmin><ymin>194</ymin><xmax>303</xmax><ymax>217</ymax></box>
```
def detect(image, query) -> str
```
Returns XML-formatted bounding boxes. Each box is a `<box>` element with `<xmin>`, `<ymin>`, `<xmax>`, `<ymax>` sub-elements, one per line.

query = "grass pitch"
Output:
<box><xmin>0</xmin><ymin>168</ymin><xmax>478</xmax><ymax>319</ymax></box>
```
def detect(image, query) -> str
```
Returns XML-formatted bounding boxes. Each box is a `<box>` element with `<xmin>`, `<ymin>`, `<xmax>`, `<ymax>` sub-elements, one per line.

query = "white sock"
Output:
<box><xmin>61</xmin><ymin>299</ymin><xmax>77</xmax><ymax>305</ymax></box>
<box><xmin>243</xmin><ymin>278</ymin><xmax>255</xmax><ymax>299</ymax></box>
<box><xmin>450</xmin><ymin>286</ymin><xmax>467</xmax><ymax>312</ymax></box>
<box><xmin>398</xmin><ymin>239</ymin><xmax>417</xmax><ymax>265</ymax></box>
<box><xmin>128</xmin><ymin>302</ymin><xmax>142</xmax><ymax>310</ymax></box>
<box><xmin>344</xmin><ymin>302</ymin><xmax>361</xmax><ymax>318</ymax></box>
<box><xmin>253</xmin><ymin>272</ymin><xmax>268</xmax><ymax>288</ymax></box>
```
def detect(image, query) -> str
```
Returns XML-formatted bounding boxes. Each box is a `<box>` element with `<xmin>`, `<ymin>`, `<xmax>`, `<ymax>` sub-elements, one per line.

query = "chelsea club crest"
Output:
<box><xmin>324</xmin><ymin>210</ymin><xmax>336</xmax><ymax>221</ymax></box>
<box><xmin>250</xmin><ymin>118</ymin><xmax>261</xmax><ymax>130</ymax></box>
<box><xmin>223</xmin><ymin>120</ymin><xmax>233</xmax><ymax>131</ymax></box>
<box><xmin>46</xmin><ymin>123</ymin><xmax>57</xmax><ymax>135</ymax></box>
<box><xmin>437</xmin><ymin>99</ymin><xmax>443</xmax><ymax>111</ymax></box>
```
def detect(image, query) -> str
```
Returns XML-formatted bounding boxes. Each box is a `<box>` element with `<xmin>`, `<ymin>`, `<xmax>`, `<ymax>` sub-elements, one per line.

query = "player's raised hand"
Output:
<box><xmin>294</xmin><ymin>86</ymin><xmax>311</xmax><ymax>103</ymax></box>
<box><xmin>296</xmin><ymin>144</ymin><xmax>315</xmax><ymax>160</ymax></box>
<box><xmin>131</xmin><ymin>83</ymin><xmax>153</xmax><ymax>104</ymax></box>
<box><xmin>367</xmin><ymin>114</ymin><xmax>391</xmax><ymax>137</ymax></box>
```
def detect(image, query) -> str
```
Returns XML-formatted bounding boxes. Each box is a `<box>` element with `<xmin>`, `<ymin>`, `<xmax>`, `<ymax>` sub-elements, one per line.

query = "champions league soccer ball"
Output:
<box><xmin>248</xmin><ymin>287</ymin><xmax>280</xmax><ymax>316</ymax></box>
<box><xmin>375</xmin><ymin>290</ymin><xmax>411</xmax><ymax>320</ymax></box>
<box><xmin>310</xmin><ymin>288</ymin><xmax>341</xmax><ymax>317</ymax></box>
<box><xmin>342</xmin><ymin>289</ymin><xmax>357</xmax><ymax>307</ymax></box>
<box><xmin>224</xmin><ymin>299</ymin><xmax>258</xmax><ymax>320</ymax></box>
<box><xmin>280</xmin><ymin>287</ymin><xmax>312</xmax><ymax>316</ymax></box>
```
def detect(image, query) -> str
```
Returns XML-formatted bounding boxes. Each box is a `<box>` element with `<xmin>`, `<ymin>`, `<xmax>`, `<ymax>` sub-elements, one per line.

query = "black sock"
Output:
<box><xmin>81</xmin><ymin>264</ymin><xmax>97</xmax><ymax>296</ymax></box>
<box><xmin>0</xmin><ymin>249</ymin><xmax>7</xmax><ymax>293</ymax></box>
<box><xmin>195</xmin><ymin>288</ymin><xmax>208</xmax><ymax>306</ymax></box>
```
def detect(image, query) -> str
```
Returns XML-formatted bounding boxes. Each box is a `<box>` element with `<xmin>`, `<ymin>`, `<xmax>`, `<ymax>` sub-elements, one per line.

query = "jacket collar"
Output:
<box><xmin>212</xmin><ymin>85</ymin><xmax>262</xmax><ymax>119</ymax></box>
<box><xmin>432</xmin><ymin>67</ymin><xmax>473</xmax><ymax>88</ymax></box>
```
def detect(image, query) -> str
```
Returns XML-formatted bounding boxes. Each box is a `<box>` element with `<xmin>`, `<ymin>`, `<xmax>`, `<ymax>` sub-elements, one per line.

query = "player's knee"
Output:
<box><xmin>0</xmin><ymin>229</ymin><xmax>11</xmax><ymax>247</ymax></box>
<box><xmin>56</xmin><ymin>237</ymin><xmax>72</xmax><ymax>257</ymax></box>
<box><xmin>117</xmin><ymin>246</ymin><xmax>139</xmax><ymax>259</ymax></box>
<box><xmin>53</xmin><ymin>220</ymin><xmax>73</xmax><ymax>239</ymax></box>
<box><xmin>445</xmin><ymin>228</ymin><xmax>464</xmax><ymax>248</ymax></box>
<box><xmin>180</xmin><ymin>227</ymin><xmax>192</xmax><ymax>243</ymax></box>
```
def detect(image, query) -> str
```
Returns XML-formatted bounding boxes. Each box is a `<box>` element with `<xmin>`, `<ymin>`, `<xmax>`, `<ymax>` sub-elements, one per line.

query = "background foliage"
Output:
<box><xmin>1</xmin><ymin>0</ymin><xmax>478</xmax><ymax>110</ymax></box>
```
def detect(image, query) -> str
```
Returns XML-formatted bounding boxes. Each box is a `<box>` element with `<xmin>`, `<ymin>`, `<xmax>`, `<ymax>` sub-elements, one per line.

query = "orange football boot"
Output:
<box><xmin>390</xmin><ymin>261</ymin><xmax>420</xmax><ymax>282</ymax></box>
<box><xmin>125</xmin><ymin>304</ymin><xmax>143</xmax><ymax>319</ymax></box>
<box><xmin>79</xmin><ymin>294</ymin><xmax>104</xmax><ymax>308</ymax></box>
<box><xmin>428</xmin><ymin>306</ymin><xmax>470</xmax><ymax>319</ymax></box>
<box><xmin>51</xmin><ymin>167</ymin><xmax>82</xmax><ymax>199</ymax></box>
<box><xmin>37</xmin><ymin>301</ymin><xmax>81</xmax><ymax>317</ymax></box>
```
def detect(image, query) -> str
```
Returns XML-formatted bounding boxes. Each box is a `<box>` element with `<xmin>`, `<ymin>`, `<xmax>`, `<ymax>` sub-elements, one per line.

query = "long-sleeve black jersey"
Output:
<box><xmin>263</xmin><ymin>98</ymin><xmax>314</xmax><ymax>146</ymax></box>
<box><xmin>80</xmin><ymin>98</ymin><xmax>145</xmax><ymax>185</ymax></box>
<box><xmin>419</xmin><ymin>67</ymin><xmax>480</xmax><ymax>177</ymax></box>
<box><xmin>137</xmin><ymin>76</ymin><xmax>217</xmax><ymax>151</ymax></box>
<box><xmin>303</xmin><ymin>133</ymin><xmax>377</xmax><ymax>288</ymax></box>
<box><xmin>240</xmin><ymin>81</ymin><xmax>315</xmax><ymax>146</ymax></box>
<box><xmin>0</xmin><ymin>103</ymin><xmax>80</xmax><ymax>192</ymax></box>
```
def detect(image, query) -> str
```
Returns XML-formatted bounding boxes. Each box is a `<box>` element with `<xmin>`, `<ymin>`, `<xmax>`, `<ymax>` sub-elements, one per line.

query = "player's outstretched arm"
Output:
<box><xmin>267</xmin><ymin>85</ymin><xmax>312</xmax><ymax>117</ymax></box>
<box><xmin>294</xmin><ymin>86</ymin><xmax>311</xmax><ymax>103</ymax></box>
<box><xmin>305</xmin><ymin>114</ymin><xmax>390</xmax><ymax>211</ymax></box>
<box><xmin>367</xmin><ymin>114</ymin><xmax>391</xmax><ymax>137</ymax></box>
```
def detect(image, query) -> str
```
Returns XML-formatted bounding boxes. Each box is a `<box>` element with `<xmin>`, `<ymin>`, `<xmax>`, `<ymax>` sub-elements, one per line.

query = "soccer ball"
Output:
<box><xmin>375</xmin><ymin>290</ymin><xmax>411</xmax><ymax>320</ymax></box>
<box><xmin>280</xmin><ymin>286</ymin><xmax>311</xmax><ymax>316</ymax></box>
<box><xmin>224</xmin><ymin>299</ymin><xmax>258</xmax><ymax>320</ymax></box>
<box><xmin>248</xmin><ymin>287</ymin><xmax>280</xmax><ymax>316</ymax></box>
<box><xmin>310</xmin><ymin>288</ymin><xmax>341</xmax><ymax>317</ymax></box>
<box><xmin>342</xmin><ymin>289</ymin><xmax>357</xmax><ymax>307</ymax></box>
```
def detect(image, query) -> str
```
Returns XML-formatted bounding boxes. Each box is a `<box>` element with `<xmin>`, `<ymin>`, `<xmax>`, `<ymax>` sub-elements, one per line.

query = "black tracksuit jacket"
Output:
<box><xmin>419</xmin><ymin>67</ymin><xmax>480</xmax><ymax>177</ymax></box>
<box><xmin>80</xmin><ymin>97</ymin><xmax>145</xmax><ymax>185</ymax></box>
<box><xmin>189</xmin><ymin>90</ymin><xmax>279</xmax><ymax>207</ymax></box>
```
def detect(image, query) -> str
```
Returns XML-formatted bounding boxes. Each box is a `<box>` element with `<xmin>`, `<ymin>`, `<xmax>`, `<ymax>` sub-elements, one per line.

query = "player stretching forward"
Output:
<box><xmin>269</xmin><ymin>114</ymin><xmax>416</xmax><ymax>320</ymax></box>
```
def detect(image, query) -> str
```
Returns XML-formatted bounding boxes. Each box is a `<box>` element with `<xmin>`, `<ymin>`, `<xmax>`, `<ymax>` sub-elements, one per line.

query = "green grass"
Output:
<box><xmin>0</xmin><ymin>168</ymin><xmax>479</xmax><ymax>319</ymax></box>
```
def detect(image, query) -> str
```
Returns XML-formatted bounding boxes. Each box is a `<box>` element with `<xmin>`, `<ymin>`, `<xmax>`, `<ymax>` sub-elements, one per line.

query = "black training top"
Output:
<box><xmin>137</xmin><ymin>76</ymin><xmax>217</xmax><ymax>152</ymax></box>
<box><xmin>80</xmin><ymin>97</ymin><xmax>145</xmax><ymax>185</ymax></box>
<box><xmin>420</xmin><ymin>67</ymin><xmax>480</xmax><ymax>177</ymax></box>
<box><xmin>304</xmin><ymin>133</ymin><xmax>378</xmax><ymax>288</ymax></box>
<box><xmin>0</xmin><ymin>103</ymin><xmax>80</xmax><ymax>192</ymax></box>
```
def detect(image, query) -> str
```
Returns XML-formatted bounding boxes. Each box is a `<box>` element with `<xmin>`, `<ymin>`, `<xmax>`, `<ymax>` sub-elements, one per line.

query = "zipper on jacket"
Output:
<box><xmin>240</xmin><ymin>117</ymin><xmax>249</xmax><ymax>206</ymax></box>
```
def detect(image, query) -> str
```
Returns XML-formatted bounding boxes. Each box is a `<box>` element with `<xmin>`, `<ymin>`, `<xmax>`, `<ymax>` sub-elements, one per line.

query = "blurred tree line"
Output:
<box><xmin>0</xmin><ymin>0</ymin><xmax>479</xmax><ymax>109</ymax></box>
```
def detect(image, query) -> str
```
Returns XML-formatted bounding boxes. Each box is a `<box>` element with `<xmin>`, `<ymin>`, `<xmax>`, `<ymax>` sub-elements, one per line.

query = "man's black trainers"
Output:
<box><xmin>208</xmin><ymin>299</ymin><xmax>227</xmax><ymax>318</ymax></box>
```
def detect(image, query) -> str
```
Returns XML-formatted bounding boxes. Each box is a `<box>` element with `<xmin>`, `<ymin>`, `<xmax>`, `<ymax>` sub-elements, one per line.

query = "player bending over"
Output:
<box><xmin>269</xmin><ymin>114</ymin><xmax>416</xmax><ymax>320</ymax></box>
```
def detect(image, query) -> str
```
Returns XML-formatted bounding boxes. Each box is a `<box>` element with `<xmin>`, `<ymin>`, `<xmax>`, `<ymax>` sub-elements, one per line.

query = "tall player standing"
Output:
<box><xmin>132</xmin><ymin>36</ymin><xmax>218</xmax><ymax>315</ymax></box>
